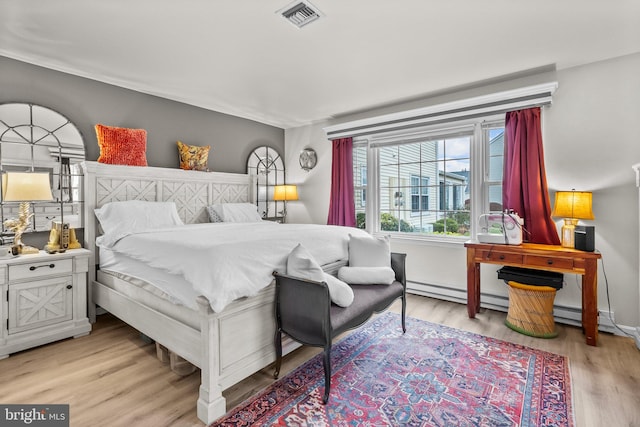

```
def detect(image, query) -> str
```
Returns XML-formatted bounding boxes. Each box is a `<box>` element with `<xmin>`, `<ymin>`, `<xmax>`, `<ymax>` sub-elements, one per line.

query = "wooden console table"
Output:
<box><xmin>465</xmin><ymin>242</ymin><xmax>602</xmax><ymax>346</ymax></box>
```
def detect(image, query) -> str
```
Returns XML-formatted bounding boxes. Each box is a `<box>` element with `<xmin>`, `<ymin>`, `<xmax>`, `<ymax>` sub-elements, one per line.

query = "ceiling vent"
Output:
<box><xmin>278</xmin><ymin>1</ymin><xmax>323</xmax><ymax>28</ymax></box>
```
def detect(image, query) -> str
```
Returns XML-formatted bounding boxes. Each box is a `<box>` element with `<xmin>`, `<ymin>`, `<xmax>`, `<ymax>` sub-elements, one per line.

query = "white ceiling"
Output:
<box><xmin>2</xmin><ymin>0</ymin><xmax>639</xmax><ymax>129</ymax></box>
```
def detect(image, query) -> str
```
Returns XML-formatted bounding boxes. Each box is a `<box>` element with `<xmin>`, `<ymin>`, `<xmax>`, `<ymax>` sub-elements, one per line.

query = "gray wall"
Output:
<box><xmin>0</xmin><ymin>56</ymin><xmax>284</xmax><ymax>173</ymax></box>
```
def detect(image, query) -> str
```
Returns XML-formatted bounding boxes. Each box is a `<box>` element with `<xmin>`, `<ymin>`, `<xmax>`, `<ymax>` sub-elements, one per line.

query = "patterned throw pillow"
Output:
<box><xmin>95</xmin><ymin>124</ymin><xmax>148</xmax><ymax>166</ymax></box>
<box><xmin>177</xmin><ymin>141</ymin><xmax>210</xmax><ymax>171</ymax></box>
<box><xmin>206</xmin><ymin>205</ymin><xmax>223</xmax><ymax>223</ymax></box>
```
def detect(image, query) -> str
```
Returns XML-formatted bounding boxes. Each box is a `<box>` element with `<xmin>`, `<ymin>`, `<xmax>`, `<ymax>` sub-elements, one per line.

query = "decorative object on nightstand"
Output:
<box><xmin>299</xmin><ymin>148</ymin><xmax>317</xmax><ymax>171</ymax></box>
<box><xmin>273</xmin><ymin>184</ymin><xmax>298</xmax><ymax>223</ymax></box>
<box><xmin>45</xmin><ymin>221</ymin><xmax>81</xmax><ymax>253</ymax></box>
<box><xmin>551</xmin><ymin>190</ymin><xmax>594</xmax><ymax>248</ymax></box>
<box><xmin>2</xmin><ymin>171</ymin><xmax>54</xmax><ymax>254</ymax></box>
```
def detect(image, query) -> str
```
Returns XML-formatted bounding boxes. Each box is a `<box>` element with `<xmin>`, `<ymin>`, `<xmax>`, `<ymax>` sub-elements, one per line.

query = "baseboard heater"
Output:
<box><xmin>407</xmin><ymin>281</ymin><xmax>618</xmax><ymax>334</ymax></box>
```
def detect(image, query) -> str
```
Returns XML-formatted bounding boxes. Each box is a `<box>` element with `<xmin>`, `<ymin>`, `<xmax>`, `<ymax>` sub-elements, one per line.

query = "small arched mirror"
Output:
<box><xmin>0</xmin><ymin>103</ymin><xmax>85</xmax><ymax>240</ymax></box>
<box><xmin>246</xmin><ymin>146</ymin><xmax>284</xmax><ymax>219</ymax></box>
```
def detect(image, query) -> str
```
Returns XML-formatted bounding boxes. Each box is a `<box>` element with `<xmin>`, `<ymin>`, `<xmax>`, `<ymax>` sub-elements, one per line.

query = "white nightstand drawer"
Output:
<box><xmin>9</xmin><ymin>258</ymin><xmax>73</xmax><ymax>281</ymax></box>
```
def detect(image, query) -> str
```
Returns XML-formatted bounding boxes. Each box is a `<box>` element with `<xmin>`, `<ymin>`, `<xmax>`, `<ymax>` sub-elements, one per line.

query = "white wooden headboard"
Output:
<box><xmin>81</xmin><ymin>161</ymin><xmax>255</xmax><ymax>320</ymax></box>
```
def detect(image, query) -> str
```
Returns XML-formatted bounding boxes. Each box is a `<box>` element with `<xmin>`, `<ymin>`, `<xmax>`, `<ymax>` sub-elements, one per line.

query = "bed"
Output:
<box><xmin>81</xmin><ymin>161</ymin><xmax>359</xmax><ymax>424</ymax></box>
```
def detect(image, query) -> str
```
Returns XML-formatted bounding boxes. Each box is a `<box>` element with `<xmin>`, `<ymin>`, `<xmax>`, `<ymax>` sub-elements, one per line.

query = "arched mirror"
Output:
<box><xmin>0</xmin><ymin>103</ymin><xmax>85</xmax><ymax>242</ymax></box>
<box><xmin>246</xmin><ymin>146</ymin><xmax>285</xmax><ymax>220</ymax></box>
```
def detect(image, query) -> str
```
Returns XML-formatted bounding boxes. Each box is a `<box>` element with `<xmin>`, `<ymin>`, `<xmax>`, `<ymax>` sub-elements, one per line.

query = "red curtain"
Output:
<box><xmin>503</xmin><ymin>108</ymin><xmax>560</xmax><ymax>245</ymax></box>
<box><xmin>327</xmin><ymin>137</ymin><xmax>356</xmax><ymax>227</ymax></box>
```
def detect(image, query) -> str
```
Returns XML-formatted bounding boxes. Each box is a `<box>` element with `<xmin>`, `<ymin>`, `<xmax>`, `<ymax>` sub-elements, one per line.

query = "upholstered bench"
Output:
<box><xmin>272</xmin><ymin>252</ymin><xmax>407</xmax><ymax>403</ymax></box>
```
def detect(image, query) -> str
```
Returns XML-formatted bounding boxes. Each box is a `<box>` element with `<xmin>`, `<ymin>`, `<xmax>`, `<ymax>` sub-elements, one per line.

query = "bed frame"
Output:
<box><xmin>82</xmin><ymin>161</ymin><xmax>295</xmax><ymax>424</ymax></box>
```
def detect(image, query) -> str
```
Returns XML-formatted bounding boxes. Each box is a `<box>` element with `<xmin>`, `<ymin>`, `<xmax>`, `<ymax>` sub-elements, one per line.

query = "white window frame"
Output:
<box><xmin>356</xmin><ymin>115</ymin><xmax>505</xmax><ymax>244</ymax></box>
<box><xmin>335</xmin><ymin>83</ymin><xmax>557</xmax><ymax>244</ymax></box>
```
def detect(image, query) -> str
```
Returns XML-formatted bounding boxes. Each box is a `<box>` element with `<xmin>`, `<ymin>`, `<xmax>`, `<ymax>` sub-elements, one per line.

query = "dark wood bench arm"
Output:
<box><xmin>273</xmin><ymin>273</ymin><xmax>332</xmax><ymax>348</ymax></box>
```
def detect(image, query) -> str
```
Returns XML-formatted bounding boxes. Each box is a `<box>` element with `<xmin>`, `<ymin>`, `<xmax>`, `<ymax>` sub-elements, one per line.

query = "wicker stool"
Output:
<box><xmin>505</xmin><ymin>281</ymin><xmax>558</xmax><ymax>338</ymax></box>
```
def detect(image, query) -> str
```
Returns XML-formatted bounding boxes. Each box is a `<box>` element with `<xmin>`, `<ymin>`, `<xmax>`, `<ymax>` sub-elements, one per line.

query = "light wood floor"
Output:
<box><xmin>1</xmin><ymin>294</ymin><xmax>639</xmax><ymax>427</ymax></box>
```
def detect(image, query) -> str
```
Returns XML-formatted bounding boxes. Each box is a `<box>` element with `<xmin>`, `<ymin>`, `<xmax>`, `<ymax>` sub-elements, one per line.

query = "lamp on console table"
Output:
<box><xmin>273</xmin><ymin>184</ymin><xmax>298</xmax><ymax>223</ymax></box>
<box><xmin>551</xmin><ymin>189</ymin><xmax>594</xmax><ymax>248</ymax></box>
<box><xmin>2</xmin><ymin>172</ymin><xmax>54</xmax><ymax>254</ymax></box>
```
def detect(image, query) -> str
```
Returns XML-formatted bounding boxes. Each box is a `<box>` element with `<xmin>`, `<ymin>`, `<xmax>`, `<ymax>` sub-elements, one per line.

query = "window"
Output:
<box><xmin>354</xmin><ymin>120</ymin><xmax>505</xmax><ymax>240</ymax></box>
<box><xmin>329</xmin><ymin>83</ymin><xmax>555</xmax><ymax>241</ymax></box>
<box><xmin>411</xmin><ymin>176</ymin><xmax>428</xmax><ymax>212</ymax></box>
<box><xmin>486</xmin><ymin>126</ymin><xmax>505</xmax><ymax>212</ymax></box>
<box><xmin>353</xmin><ymin>144</ymin><xmax>367</xmax><ymax>228</ymax></box>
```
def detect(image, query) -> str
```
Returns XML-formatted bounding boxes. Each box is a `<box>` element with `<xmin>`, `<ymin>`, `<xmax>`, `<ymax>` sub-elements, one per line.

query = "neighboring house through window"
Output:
<box><xmin>411</xmin><ymin>175</ymin><xmax>428</xmax><ymax>213</ymax></box>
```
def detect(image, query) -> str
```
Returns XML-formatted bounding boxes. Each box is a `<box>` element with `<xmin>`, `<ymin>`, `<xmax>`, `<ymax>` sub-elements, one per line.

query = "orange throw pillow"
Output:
<box><xmin>95</xmin><ymin>124</ymin><xmax>148</xmax><ymax>166</ymax></box>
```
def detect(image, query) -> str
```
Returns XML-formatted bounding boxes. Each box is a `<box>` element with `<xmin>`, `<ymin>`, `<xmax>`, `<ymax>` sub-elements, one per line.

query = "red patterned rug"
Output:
<box><xmin>212</xmin><ymin>312</ymin><xmax>574</xmax><ymax>426</ymax></box>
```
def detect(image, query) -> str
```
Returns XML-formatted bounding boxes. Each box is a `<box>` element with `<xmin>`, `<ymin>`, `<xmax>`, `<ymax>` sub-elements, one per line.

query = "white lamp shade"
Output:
<box><xmin>2</xmin><ymin>172</ymin><xmax>54</xmax><ymax>202</ymax></box>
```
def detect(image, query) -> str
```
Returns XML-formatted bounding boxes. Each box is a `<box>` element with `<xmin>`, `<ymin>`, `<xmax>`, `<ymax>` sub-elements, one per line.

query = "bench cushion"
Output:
<box><xmin>330</xmin><ymin>281</ymin><xmax>404</xmax><ymax>336</ymax></box>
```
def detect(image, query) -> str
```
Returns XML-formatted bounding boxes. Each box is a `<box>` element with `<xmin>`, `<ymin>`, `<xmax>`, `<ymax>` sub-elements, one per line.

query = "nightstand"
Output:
<box><xmin>0</xmin><ymin>249</ymin><xmax>92</xmax><ymax>359</ymax></box>
<box><xmin>264</xmin><ymin>216</ymin><xmax>285</xmax><ymax>223</ymax></box>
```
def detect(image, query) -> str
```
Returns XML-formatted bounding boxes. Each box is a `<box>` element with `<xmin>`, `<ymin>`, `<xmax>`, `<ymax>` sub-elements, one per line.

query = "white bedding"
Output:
<box><xmin>100</xmin><ymin>248</ymin><xmax>200</xmax><ymax>309</ymax></box>
<box><xmin>97</xmin><ymin>222</ymin><xmax>368</xmax><ymax>312</ymax></box>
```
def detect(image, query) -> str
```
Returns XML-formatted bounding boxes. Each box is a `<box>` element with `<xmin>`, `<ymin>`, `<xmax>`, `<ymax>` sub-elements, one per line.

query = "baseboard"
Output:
<box><xmin>635</xmin><ymin>327</ymin><xmax>640</xmax><ymax>350</ymax></box>
<box><xmin>407</xmin><ymin>281</ymin><xmax>633</xmax><ymax>337</ymax></box>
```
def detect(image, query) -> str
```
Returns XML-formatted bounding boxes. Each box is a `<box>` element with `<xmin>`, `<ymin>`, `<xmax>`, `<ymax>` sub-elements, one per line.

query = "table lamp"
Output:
<box><xmin>551</xmin><ymin>190</ymin><xmax>594</xmax><ymax>248</ymax></box>
<box><xmin>273</xmin><ymin>184</ymin><xmax>298</xmax><ymax>223</ymax></box>
<box><xmin>2</xmin><ymin>172</ymin><xmax>54</xmax><ymax>254</ymax></box>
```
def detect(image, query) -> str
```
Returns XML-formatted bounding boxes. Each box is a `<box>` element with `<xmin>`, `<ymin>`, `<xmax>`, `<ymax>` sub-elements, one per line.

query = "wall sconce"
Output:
<box><xmin>273</xmin><ymin>184</ymin><xmax>299</xmax><ymax>223</ymax></box>
<box><xmin>2</xmin><ymin>172</ymin><xmax>54</xmax><ymax>254</ymax></box>
<box><xmin>299</xmin><ymin>148</ymin><xmax>317</xmax><ymax>171</ymax></box>
<box><xmin>551</xmin><ymin>190</ymin><xmax>594</xmax><ymax>248</ymax></box>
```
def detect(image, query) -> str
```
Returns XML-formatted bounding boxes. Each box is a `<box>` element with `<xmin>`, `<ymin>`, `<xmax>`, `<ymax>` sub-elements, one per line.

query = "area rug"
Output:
<box><xmin>212</xmin><ymin>312</ymin><xmax>574</xmax><ymax>426</ymax></box>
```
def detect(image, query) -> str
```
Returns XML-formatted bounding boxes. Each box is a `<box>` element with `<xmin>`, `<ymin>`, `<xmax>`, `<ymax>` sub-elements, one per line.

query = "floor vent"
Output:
<box><xmin>278</xmin><ymin>1</ymin><xmax>323</xmax><ymax>28</ymax></box>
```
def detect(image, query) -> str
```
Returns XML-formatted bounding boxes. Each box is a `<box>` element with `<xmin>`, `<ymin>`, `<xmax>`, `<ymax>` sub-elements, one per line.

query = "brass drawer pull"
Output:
<box><xmin>29</xmin><ymin>263</ymin><xmax>55</xmax><ymax>271</ymax></box>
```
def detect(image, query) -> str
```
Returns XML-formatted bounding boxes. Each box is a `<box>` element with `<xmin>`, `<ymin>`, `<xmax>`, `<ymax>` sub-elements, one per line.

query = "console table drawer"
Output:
<box><xmin>478</xmin><ymin>250</ymin><xmax>523</xmax><ymax>264</ymax></box>
<box><xmin>524</xmin><ymin>255</ymin><xmax>573</xmax><ymax>270</ymax></box>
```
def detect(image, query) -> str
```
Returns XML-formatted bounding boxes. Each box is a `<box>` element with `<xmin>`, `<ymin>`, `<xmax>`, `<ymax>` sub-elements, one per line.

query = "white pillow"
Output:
<box><xmin>338</xmin><ymin>266</ymin><xmax>396</xmax><ymax>285</ymax></box>
<box><xmin>287</xmin><ymin>244</ymin><xmax>354</xmax><ymax>307</ymax></box>
<box><xmin>95</xmin><ymin>200</ymin><xmax>183</xmax><ymax>235</ymax></box>
<box><xmin>348</xmin><ymin>234</ymin><xmax>391</xmax><ymax>267</ymax></box>
<box><xmin>211</xmin><ymin>203</ymin><xmax>263</xmax><ymax>223</ymax></box>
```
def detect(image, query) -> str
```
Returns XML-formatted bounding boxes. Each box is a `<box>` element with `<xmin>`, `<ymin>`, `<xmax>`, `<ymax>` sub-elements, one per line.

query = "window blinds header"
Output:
<box><xmin>324</xmin><ymin>82</ymin><xmax>557</xmax><ymax>140</ymax></box>
<box><xmin>368</xmin><ymin>123</ymin><xmax>475</xmax><ymax>148</ymax></box>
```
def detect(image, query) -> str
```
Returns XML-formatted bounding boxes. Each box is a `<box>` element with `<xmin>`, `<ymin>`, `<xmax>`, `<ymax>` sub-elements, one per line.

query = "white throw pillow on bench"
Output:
<box><xmin>348</xmin><ymin>234</ymin><xmax>391</xmax><ymax>267</ymax></box>
<box><xmin>287</xmin><ymin>244</ymin><xmax>354</xmax><ymax>307</ymax></box>
<box><xmin>340</xmin><ymin>234</ymin><xmax>395</xmax><ymax>285</ymax></box>
<box><xmin>338</xmin><ymin>266</ymin><xmax>395</xmax><ymax>285</ymax></box>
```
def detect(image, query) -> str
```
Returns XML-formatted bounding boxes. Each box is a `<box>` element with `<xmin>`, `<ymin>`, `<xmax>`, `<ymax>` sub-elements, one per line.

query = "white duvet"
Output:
<box><xmin>97</xmin><ymin>222</ymin><xmax>369</xmax><ymax>312</ymax></box>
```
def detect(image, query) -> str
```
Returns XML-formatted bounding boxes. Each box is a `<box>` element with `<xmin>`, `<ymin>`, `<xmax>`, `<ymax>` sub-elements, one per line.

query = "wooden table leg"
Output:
<box><xmin>582</xmin><ymin>259</ymin><xmax>599</xmax><ymax>346</ymax></box>
<box><xmin>466</xmin><ymin>248</ymin><xmax>479</xmax><ymax>318</ymax></box>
